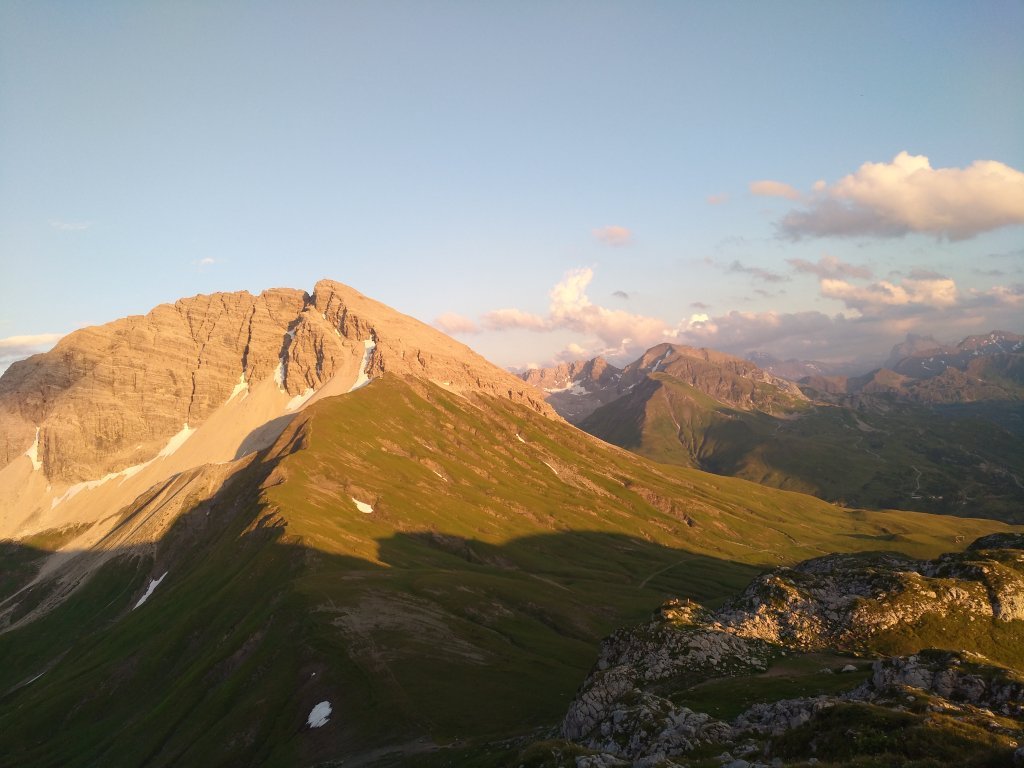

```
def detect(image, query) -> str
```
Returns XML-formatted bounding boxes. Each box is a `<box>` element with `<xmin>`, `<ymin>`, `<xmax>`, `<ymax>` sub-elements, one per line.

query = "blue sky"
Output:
<box><xmin>2</xmin><ymin>1</ymin><xmax>1022</xmax><ymax>372</ymax></box>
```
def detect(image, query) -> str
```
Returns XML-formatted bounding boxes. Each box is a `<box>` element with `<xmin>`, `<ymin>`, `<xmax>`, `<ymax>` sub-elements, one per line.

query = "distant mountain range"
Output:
<box><xmin>521</xmin><ymin>331</ymin><xmax>1024</xmax><ymax>520</ymax></box>
<box><xmin>0</xmin><ymin>283</ymin><xmax>1021</xmax><ymax>767</ymax></box>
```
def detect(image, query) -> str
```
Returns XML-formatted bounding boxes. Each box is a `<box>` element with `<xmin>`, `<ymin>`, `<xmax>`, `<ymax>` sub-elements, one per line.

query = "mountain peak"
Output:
<box><xmin>0</xmin><ymin>280</ymin><xmax>552</xmax><ymax>539</ymax></box>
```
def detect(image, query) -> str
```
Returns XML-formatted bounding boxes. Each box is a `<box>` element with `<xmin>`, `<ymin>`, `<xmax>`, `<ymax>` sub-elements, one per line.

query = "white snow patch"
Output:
<box><xmin>546</xmin><ymin>382</ymin><xmax>589</xmax><ymax>395</ymax></box>
<box><xmin>227</xmin><ymin>373</ymin><xmax>249</xmax><ymax>402</ymax></box>
<box><xmin>157</xmin><ymin>423</ymin><xmax>194</xmax><ymax>458</ymax></box>
<box><xmin>23</xmin><ymin>671</ymin><xmax>46</xmax><ymax>686</ymax></box>
<box><xmin>351</xmin><ymin>497</ymin><xmax>373</xmax><ymax>514</ymax></box>
<box><xmin>273</xmin><ymin>360</ymin><xmax>286</xmax><ymax>392</ymax></box>
<box><xmin>285</xmin><ymin>387</ymin><xmax>316</xmax><ymax>412</ymax></box>
<box><xmin>515</xmin><ymin>434</ymin><xmax>526</xmax><ymax>444</ymax></box>
<box><xmin>25</xmin><ymin>427</ymin><xmax>42</xmax><ymax>470</ymax></box>
<box><xmin>119</xmin><ymin>462</ymin><xmax>148</xmax><ymax>480</ymax></box>
<box><xmin>347</xmin><ymin>337</ymin><xmax>376</xmax><ymax>392</ymax></box>
<box><xmin>51</xmin><ymin>470</ymin><xmax>125</xmax><ymax>508</ymax></box>
<box><xmin>133</xmin><ymin>572</ymin><xmax>168</xmax><ymax>610</ymax></box>
<box><xmin>432</xmin><ymin>469</ymin><xmax>446</xmax><ymax>481</ymax></box>
<box><xmin>307</xmin><ymin>700</ymin><xmax>332</xmax><ymax>728</ymax></box>
<box><xmin>542</xmin><ymin>461</ymin><xmax>559</xmax><ymax>476</ymax></box>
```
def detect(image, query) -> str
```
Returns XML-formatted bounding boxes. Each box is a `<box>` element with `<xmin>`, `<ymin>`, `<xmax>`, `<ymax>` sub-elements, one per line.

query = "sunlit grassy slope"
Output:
<box><xmin>0</xmin><ymin>375</ymin><xmax>1015</xmax><ymax>767</ymax></box>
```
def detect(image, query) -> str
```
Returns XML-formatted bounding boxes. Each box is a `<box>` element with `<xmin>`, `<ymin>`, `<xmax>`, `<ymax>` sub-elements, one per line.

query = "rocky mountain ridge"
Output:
<box><xmin>0</xmin><ymin>279</ymin><xmax>552</xmax><ymax>539</ymax></box>
<box><xmin>0</xmin><ymin>279</ymin><xmax>550</xmax><ymax>483</ymax></box>
<box><xmin>524</xmin><ymin>334</ymin><xmax>1024</xmax><ymax>521</ymax></box>
<box><xmin>520</xmin><ymin>344</ymin><xmax>805</xmax><ymax>425</ymax></box>
<box><xmin>547</xmin><ymin>534</ymin><xmax>1024</xmax><ymax>766</ymax></box>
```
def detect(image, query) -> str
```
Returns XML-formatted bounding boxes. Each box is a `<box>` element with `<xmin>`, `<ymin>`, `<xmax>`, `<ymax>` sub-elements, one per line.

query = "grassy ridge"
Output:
<box><xmin>0</xmin><ymin>375</ymin><xmax>1016</xmax><ymax>766</ymax></box>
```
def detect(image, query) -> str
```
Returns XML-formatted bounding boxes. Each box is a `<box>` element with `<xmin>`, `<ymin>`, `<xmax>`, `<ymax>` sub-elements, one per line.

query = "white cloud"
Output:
<box><xmin>0</xmin><ymin>332</ymin><xmax>65</xmax><ymax>375</ymax></box>
<box><xmin>788</xmin><ymin>254</ymin><xmax>873</xmax><ymax>280</ymax></box>
<box><xmin>433</xmin><ymin>312</ymin><xmax>480</xmax><ymax>334</ymax></box>
<box><xmin>779</xmin><ymin>152</ymin><xmax>1024</xmax><ymax>240</ymax></box>
<box><xmin>483</xmin><ymin>267</ymin><xmax>671</xmax><ymax>360</ymax></box>
<box><xmin>475</xmin><ymin>267</ymin><xmax>1023</xmax><ymax>370</ymax></box>
<box><xmin>49</xmin><ymin>220</ymin><xmax>92</xmax><ymax>231</ymax></box>
<box><xmin>726</xmin><ymin>260</ymin><xmax>788</xmax><ymax>283</ymax></box>
<box><xmin>707</xmin><ymin>193</ymin><xmax>729</xmax><ymax>205</ymax></box>
<box><xmin>820</xmin><ymin>273</ymin><xmax>958</xmax><ymax>314</ymax></box>
<box><xmin>750</xmin><ymin>180</ymin><xmax>801</xmax><ymax>200</ymax></box>
<box><xmin>593</xmin><ymin>225</ymin><xmax>632</xmax><ymax>246</ymax></box>
<box><xmin>481</xmin><ymin>307</ymin><xmax>551</xmax><ymax>332</ymax></box>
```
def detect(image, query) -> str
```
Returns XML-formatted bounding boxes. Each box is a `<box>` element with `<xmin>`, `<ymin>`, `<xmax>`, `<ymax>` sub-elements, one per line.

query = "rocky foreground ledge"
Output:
<box><xmin>520</xmin><ymin>534</ymin><xmax>1024</xmax><ymax>767</ymax></box>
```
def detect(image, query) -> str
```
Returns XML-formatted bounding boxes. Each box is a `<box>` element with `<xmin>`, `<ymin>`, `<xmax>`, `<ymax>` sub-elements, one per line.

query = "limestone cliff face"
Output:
<box><xmin>0</xmin><ymin>279</ymin><xmax>553</xmax><ymax>483</ymax></box>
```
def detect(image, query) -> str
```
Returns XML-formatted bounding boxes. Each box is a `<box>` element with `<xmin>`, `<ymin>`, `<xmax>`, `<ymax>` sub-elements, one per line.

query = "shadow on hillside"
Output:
<box><xmin>0</xmin><ymin>453</ymin><xmax>762</xmax><ymax>768</ymax></box>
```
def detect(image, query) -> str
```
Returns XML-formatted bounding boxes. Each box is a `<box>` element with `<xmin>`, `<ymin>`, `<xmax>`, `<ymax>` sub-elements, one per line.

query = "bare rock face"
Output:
<box><xmin>0</xmin><ymin>288</ymin><xmax>308</xmax><ymax>481</ymax></box>
<box><xmin>0</xmin><ymin>279</ymin><xmax>554</xmax><ymax>484</ymax></box>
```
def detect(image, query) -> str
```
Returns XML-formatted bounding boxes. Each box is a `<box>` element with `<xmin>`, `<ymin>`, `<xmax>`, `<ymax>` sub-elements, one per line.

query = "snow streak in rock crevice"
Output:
<box><xmin>25</xmin><ymin>427</ymin><xmax>42</xmax><ymax>471</ymax></box>
<box><xmin>347</xmin><ymin>336</ymin><xmax>377</xmax><ymax>393</ymax></box>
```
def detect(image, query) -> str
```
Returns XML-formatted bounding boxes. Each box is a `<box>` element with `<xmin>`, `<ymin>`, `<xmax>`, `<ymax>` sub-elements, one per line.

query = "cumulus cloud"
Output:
<box><xmin>483</xmin><ymin>268</ymin><xmax>671</xmax><ymax>359</ymax></box>
<box><xmin>778</xmin><ymin>152</ymin><xmax>1024</xmax><ymax>240</ymax></box>
<box><xmin>727</xmin><ymin>260</ymin><xmax>788</xmax><ymax>283</ymax></box>
<box><xmin>750</xmin><ymin>180</ymin><xmax>801</xmax><ymax>200</ymax></box>
<box><xmin>481</xmin><ymin>307</ymin><xmax>551</xmax><ymax>332</ymax></box>
<box><xmin>593</xmin><ymin>225</ymin><xmax>632</xmax><ymax>246</ymax></box>
<box><xmin>0</xmin><ymin>332</ymin><xmax>65</xmax><ymax>375</ymax></box>
<box><xmin>433</xmin><ymin>312</ymin><xmax>480</xmax><ymax>335</ymax></box>
<box><xmin>820</xmin><ymin>272</ymin><xmax>958</xmax><ymax>314</ymax></box>
<box><xmin>788</xmin><ymin>254</ymin><xmax>873</xmax><ymax>280</ymax></box>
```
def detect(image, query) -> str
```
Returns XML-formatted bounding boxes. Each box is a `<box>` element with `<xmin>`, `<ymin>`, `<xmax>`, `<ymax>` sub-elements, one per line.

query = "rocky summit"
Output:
<box><xmin>0</xmin><ymin>279</ymin><xmax>550</xmax><ymax>540</ymax></box>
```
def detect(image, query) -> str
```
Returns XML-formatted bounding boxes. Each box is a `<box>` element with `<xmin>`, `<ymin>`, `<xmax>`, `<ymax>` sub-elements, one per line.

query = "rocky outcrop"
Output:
<box><xmin>0</xmin><ymin>279</ymin><xmax>554</xmax><ymax>483</ymax></box>
<box><xmin>868</xmin><ymin>651</ymin><xmax>1024</xmax><ymax>715</ymax></box>
<box><xmin>715</xmin><ymin>541</ymin><xmax>1024</xmax><ymax>650</ymax></box>
<box><xmin>562</xmin><ymin>599</ymin><xmax>773</xmax><ymax>755</ymax></box>
<box><xmin>556</xmin><ymin>536</ymin><xmax>1024</xmax><ymax>765</ymax></box>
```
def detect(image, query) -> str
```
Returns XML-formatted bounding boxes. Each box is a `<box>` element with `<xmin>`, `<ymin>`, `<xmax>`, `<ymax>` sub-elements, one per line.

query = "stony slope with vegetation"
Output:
<box><xmin>1</xmin><ymin>285</ymin><xmax>1020</xmax><ymax>767</ymax></box>
<box><xmin>0</xmin><ymin>373</ymin><xmax>1014</xmax><ymax>767</ymax></box>
<box><xmin>514</xmin><ymin>534</ymin><xmax>1024</xmax><ymax>767</ymax></box>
